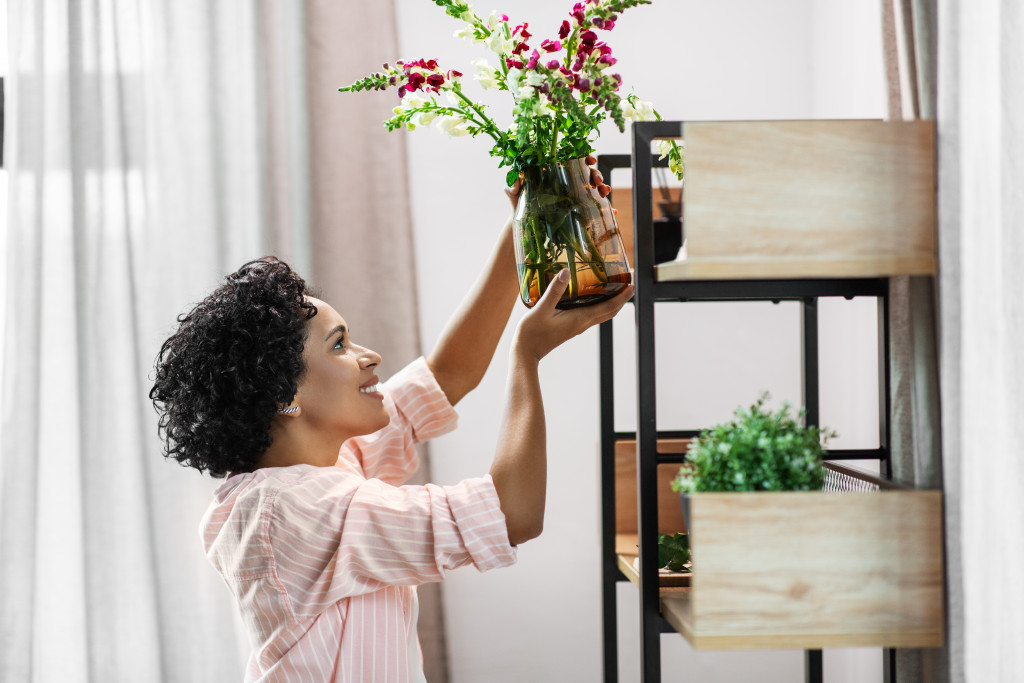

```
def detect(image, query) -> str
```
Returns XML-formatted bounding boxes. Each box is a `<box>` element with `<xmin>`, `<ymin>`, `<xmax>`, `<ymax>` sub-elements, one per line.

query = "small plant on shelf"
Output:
<box><xmin>657</xmin><ymin>532</ymin><xmax>690</xmax><ymax>572</ymax></box>
<box><xmin>672</xmin><ymin>393</ymin><xmax>835</xmax><ymax>494</ymax></box>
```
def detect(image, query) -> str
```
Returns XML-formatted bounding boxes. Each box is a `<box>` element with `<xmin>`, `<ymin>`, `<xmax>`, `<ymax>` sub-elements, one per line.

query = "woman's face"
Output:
<box><xmin>292</xmin><ymin>297</ymin><xmax>390</xmax><ymax>443</ymax></box>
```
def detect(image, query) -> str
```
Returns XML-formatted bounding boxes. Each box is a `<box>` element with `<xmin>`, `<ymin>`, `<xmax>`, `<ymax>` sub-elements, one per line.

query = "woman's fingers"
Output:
<box><xmin>505</xmin><ymin>176</ymin><xmax>523</xmax><ymax>210</ymax></box>
<box><xmin>536</xmin><ymin>269</ymin><xmax>570</xmax><ymax>311</ymax></box>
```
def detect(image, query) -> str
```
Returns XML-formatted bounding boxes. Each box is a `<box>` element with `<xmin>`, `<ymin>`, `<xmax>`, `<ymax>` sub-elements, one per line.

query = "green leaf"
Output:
<box><xmin>658</xmin><ymin>533</ymin><xmax>690</xmax><ymax>572</ymax></box>
<box><xmin>505</xmin><ymin>168</ymin><xmax>520</xmax><ymax>187</ymax></box>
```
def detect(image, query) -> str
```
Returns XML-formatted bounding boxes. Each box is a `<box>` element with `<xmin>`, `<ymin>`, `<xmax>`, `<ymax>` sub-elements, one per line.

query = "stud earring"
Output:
<box><xmin>278</xmin><ymin>406</ymin><xmax>299</xmax><ymax>415</ymax></box>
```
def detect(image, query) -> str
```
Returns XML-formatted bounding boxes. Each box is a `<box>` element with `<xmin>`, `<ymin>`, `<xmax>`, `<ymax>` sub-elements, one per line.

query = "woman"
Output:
<box><xmin>149</xmin><ymin>174</ymin><xmax>632</xmax><ymax>682</ymax></box>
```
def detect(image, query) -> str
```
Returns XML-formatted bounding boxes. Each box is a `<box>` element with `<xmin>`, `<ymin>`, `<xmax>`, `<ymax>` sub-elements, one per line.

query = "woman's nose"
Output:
<box><xmin>357</xmin><ymin>346</ymin><xmax>383</xmax><ymax>369</ymax></box>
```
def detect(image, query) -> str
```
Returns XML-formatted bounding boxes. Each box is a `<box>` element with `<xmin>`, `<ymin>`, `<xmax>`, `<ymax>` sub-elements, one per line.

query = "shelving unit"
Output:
<box><xmin>596</xmin><ymin>119</ymin><xmax>943</xmax><ymax>683</ymax></box>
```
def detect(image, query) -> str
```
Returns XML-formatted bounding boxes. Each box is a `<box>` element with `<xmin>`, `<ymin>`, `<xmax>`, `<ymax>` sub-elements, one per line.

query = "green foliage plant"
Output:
<box><xmin>671</xmin><ymin>394</ymin><xmax>835</xmax><ymax>494</ymax></box>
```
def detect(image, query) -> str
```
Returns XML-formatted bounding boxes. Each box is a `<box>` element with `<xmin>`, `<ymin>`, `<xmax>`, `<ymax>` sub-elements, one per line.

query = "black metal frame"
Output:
<box><xmin>597</xmin><ymin>120</ymin><xmax>895</xmax><ymax>683</ymax></box>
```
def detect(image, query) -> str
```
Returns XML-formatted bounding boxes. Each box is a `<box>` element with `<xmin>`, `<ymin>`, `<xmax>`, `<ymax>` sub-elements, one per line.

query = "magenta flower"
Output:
<box><xmin>547</xmin><ymin>59</ymin><xmax>560</xmax><ymax>69</ymax></box>
<box><xmin>558</xmin><ymin>20</ymin><xmax>571</xmax><ymax>40</ymax></box>
<box><xmin>571</xmin><ymin>3</ymin><xmax>585</xmax><ymax>24</ymax></box>
<box><xmin>427</xmin><ymin>74</ymin><xmax>445</xmax><ymax>89</ymax></box>
<box><xmin>579</xmin><ymin>29</ymin><xmax>597</xmax><ymax>45</ymax></box>
<box><xmin>541</xmin><ymin>39</ymin><xmax>561</xmax><ymax>53</ymax></box>
<box><xmin>526</xmin><ymin>49</ymin><xmax>541</xmax><ymax>70</ymax></box>
<box><xmin>406</xmin><ymin>72</ymin><xmax>426</xmax><ymax>91</ymax></box>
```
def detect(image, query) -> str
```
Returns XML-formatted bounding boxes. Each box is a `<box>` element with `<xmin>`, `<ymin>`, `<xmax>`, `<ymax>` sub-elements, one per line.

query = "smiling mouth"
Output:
<box><xmin>359</xmin><ymin>383</ymin><xmax>381</xmax><ymax>394</ymax></box>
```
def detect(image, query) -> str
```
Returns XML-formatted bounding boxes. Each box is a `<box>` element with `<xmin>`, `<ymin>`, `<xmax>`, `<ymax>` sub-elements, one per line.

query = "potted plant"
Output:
<box><xmin>660</xmin><ymin>395</ymin><xmax>945</xmax><ymax>650</ymax></box>
<box><xmin>339</xmin><ymin>0</ymin><xmax>684</xmax><ymax>308</ymax></box>
<box><xmin>671</xmin><ymin>394</ymin><xmax>834</xmax><ymax>530</ymax></box>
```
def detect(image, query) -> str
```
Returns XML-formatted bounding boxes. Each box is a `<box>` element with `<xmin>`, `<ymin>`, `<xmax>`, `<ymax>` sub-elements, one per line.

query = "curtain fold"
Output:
<box><xmin>886</xmin><ymin>1</ymin><xmax>1024</xmax><ymax>681</ymax></box>
<box><xmin>880</xmin><ymin>1</ymin><xmax>948</xmax><ymax>681</ymax></box>
<box><xmin>2</xmin><ymin>1</ymin><xmax>443</xmax><ymax>681</ymax></box>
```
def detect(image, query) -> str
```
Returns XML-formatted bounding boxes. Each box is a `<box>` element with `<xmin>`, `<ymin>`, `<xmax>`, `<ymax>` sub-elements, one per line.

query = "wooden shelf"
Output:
<box><xmin>655</xmin><ymin>255</ymin><xmax>934</xmax><ymax>281</ymax></box>
<box><xmin>670</xmin><ymin>489</ymin><xmax>945</xmax><ymax>650</ymax></box>
<box><xmin>660</xmin><ymin>119</ymin><xmax>937</xmax><ymax>281</ymax></box>
<box><xmin>615</xmin><ymin>534</ymin><xmax>691</xmax><ymax>593</ymax></box>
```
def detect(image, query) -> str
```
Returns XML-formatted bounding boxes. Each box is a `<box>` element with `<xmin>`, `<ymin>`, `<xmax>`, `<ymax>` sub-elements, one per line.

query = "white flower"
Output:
<box><xmin>517</xmin><ymin>84</ymin><xmax>536</xmax><ymax>100</ymax></box>
<box><xmin>486</xmin><ymin>10</ymin><xmax>504</xmax><ymax>30</ymax></box>
<box><xmin>531</xmin><ymin>94</ymin><xmax>555</xmax><ymax>117</ymax></box>
<box><xmin>472</xmin><ymin>58</ymin><xmax>501</xmax><ymax>90</ymax></box>
<box><xmin>454</xmin><ymin>25</ymin><xmax>476</xmax><ymax>40</ymax></box>
<box><xmin>459</xmin><ymin>6</ymin><xmax>475</xmax><ymax>22</ymax></box>
<box><xmin>437</xmin><ymin>115</ymin><xmax>471</xmax><ymax>137</ymax></box>
<box><xmin>485</xmin><ymin>30</ymin><xmax>515</xmax><ymax>57</ymax></box>
<box><xmin>412</xmin><ymin>109</ymin><xmax>438</xmax><ymax>127</ymax></box>
<box><xmin>506</xmin><ymin>67</ymin><xmax>523</xmax><ymax>90</ymax></box>
<box><xmin>525</xmin><ymin>71</ymin><xmax>545</xmax><ymax>88</ymax></box>
<box><xmin>393</xmin><ymin>92</ymin><xmax>427</xmax><ymax>116</ymax></box>
<box><xmin>655</xmin><ymin>140</ymin><xmax>674</xmax><ymax>159</ymax></box>
<box><xmin>622</xmin><ymin>98</ymin><xmax>656</xmax><ymax>122</ymax></box>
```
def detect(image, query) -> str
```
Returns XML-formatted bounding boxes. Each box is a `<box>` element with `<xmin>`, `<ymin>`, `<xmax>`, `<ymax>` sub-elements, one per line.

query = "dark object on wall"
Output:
<box><xmin>653</xmin><ymin>201</ymin><xmax>683</xmax><ymax>264</ymax></box>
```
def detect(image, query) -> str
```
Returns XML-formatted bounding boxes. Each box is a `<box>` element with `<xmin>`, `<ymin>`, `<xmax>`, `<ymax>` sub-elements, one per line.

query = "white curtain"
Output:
<box><xmin>1</xmin><ymin>2</ymin><xmax>308</xmax><ymax>680</ymax></box>
<box><xmin>937</xmin><ymin>1</ymin><xmax>1024</xmax><ymax>681</ymax></box>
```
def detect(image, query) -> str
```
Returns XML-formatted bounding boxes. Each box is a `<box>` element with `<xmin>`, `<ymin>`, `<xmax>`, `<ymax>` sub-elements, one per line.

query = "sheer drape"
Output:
<box><xmin>935</xmin><ymin>1</ymin><xmax>1024</xmax><ymax>681</ymax></box>
<box><xmin>884</xmin><ymin>1</ymin><xmax>1024</xmax><ymax>681</ymax></box>
<box><xmin>1</xmin><ymin>1</ymin><xmax>441</xmax><ymax>681</ymax></box>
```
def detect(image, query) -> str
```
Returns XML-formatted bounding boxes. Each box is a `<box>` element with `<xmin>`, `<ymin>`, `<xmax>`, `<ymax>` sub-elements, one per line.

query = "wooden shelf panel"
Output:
<box><xmin>672</xmin><ymin>490</ymin><xmax>945</xmax><ymax>650</ymax></box>
<box><xmin>661</xmin><ymin>119</ymin><xmax>936</xmax><ymax>281</ymax></box>
<box><xmin>656</xmin><ymin>255</ymin><xmax>934</xmax><ymax>281</ymax></box>
<box><xmin>615</xmin><ymin>534</ymin><xmax>691</xmax><ymax>593</ymax></box>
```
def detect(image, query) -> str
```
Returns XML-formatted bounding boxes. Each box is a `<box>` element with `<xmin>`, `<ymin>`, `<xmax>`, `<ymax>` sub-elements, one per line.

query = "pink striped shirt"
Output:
<box><xmin>201</xmin><ymin>357</ymin><xmax>517</xmax><ymax>682</ymax></box>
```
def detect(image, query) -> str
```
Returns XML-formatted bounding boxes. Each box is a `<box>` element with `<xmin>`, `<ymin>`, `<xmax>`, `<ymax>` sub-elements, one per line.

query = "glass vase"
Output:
<box><xmin>513</xmin><ymin>157</ymin><xmax>632</xmax><ymax>309</ymax></box>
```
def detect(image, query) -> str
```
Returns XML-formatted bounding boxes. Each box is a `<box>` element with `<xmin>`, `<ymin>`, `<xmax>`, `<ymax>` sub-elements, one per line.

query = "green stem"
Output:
<box><xmin>550</xmin><ymin>112</ymin><xmax>561</xmax><ymax>161</ymax></box>
<box><xmin>450</xmin><ymin>87</ymin><xmax>504</xmax><ymax>142</ymax></box>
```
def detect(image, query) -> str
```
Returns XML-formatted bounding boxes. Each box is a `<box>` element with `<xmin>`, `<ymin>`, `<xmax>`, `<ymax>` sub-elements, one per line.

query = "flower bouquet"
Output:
<box><xmin>340</xmin><ymin>0</ymin><xmax>683</xmax><ymax>307</ymax></box>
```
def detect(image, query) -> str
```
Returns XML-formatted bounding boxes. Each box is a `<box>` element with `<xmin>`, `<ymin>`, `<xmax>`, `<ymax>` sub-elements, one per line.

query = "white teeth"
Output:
<box><xmin>359</xmin><ymin>383</ymin><xmax>381</xmax><ymax>394</ymax></box>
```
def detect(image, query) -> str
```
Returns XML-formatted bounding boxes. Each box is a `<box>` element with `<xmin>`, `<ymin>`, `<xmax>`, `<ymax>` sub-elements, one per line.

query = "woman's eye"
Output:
<box><xmin>333</xmin><ymin>338</ymin><xmax>345</xmax><ymax>350</ymax></box>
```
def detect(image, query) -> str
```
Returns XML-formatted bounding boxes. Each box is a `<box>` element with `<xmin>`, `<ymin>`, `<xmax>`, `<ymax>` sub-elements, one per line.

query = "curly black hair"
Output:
<box><xmin>150</xmin><ymin>257</ymin><xmax>318</xmax><ymax>477</ymax></box>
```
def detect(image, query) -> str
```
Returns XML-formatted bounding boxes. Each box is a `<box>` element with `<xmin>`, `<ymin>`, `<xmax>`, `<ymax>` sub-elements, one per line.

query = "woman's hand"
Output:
<box><xmin>513</xmin><ymin>268</ymin><xmax>633</xmax><ymax>362</ymax></box>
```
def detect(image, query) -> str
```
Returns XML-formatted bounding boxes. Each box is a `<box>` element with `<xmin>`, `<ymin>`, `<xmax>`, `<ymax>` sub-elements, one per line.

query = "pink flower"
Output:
<box><xmin>604</xmin><ymin>20</ymin><xmax>616</xmax><ymax>30</ymax></box>
<box><xmin>406</xmin><ymin>72</ymin><xmax>426</xmax><ymax>91</ymax></box>
<box><xmin>598</xmin><ymin>55</ymin><xmax>617</xmax><ymax>67</ymax></box>
<box><xmin>427</xmin><ymin>73</ymin><xmax>445</xmax><ymax>88</ymax></box>
<box><xmin>558</xmin><ymin>20</ymin><xmax>571</xmax><ymax>40</ymax></box>
<box><xmin>505</xmin><ymin>57</ymin><xmax>524</xmax><ymax>70</ymax></box>
<box><xmin>448</xmin><ymin>69</ymin><xmax>462</xmax><ymax>78</ymax></box>
<box><xmin>513</xmin><ymin>23</ymin><xmax>532</xmax><ymax>40</ymax></box>
<box><xmin>547</xmin><ymin>59</ymin><xmax>560</xmax><ymax>69</ymax></box>
<box><xmin>512</xmin><ymin>41</ymin><xmax>530</xmax><ymax>55</ymax></box>
<box><xmin>541</xmin><ymin>39</ymin><xmax>561</xmax><ymax>53</ymax></box>
<box><xmin>526</xmin><ymin>49</ymin><xmax>541</xmax><ymax>70</ymax></box>
<box><xmin>577</xmin><ymin>77</ymin><xmax>591</xmax><ymax>92</ymax></box>
<box><xmin>571</xmin><ymin>3</ymin><xmax>585</xmax><ymax>24</ymax></box>
<box><xmin>580</xmin><ymin>30</ymin><xmax>597</xmax><ymax>45</ymax></box>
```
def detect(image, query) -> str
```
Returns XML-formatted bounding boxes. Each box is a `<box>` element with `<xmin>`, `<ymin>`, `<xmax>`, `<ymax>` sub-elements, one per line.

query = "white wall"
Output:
<box><xmin>395</xmin><ymin>1</ymin><xmax>886</xmax><ymax>681</ymax></box>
